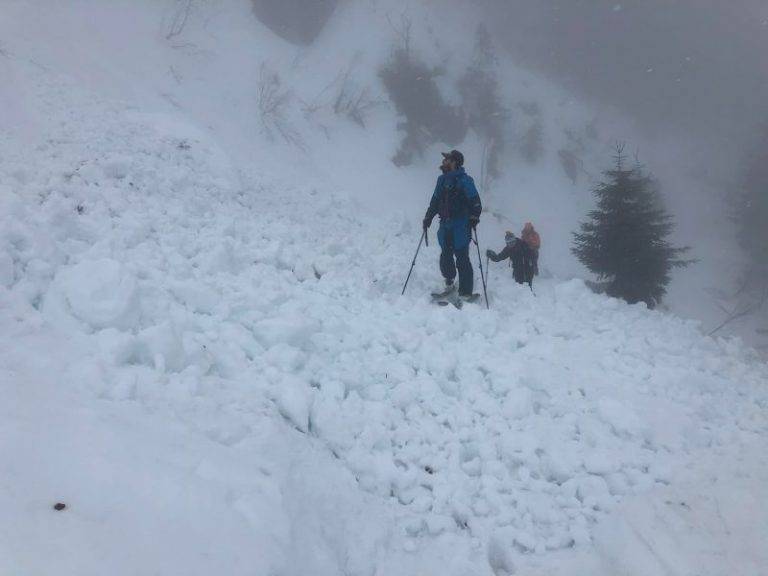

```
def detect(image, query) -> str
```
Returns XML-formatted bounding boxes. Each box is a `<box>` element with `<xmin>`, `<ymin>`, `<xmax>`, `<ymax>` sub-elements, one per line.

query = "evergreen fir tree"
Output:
<box><xmin>572</xmin><ymin>145</ymin><xmax>692</xmax><ymax>307</ymax></box>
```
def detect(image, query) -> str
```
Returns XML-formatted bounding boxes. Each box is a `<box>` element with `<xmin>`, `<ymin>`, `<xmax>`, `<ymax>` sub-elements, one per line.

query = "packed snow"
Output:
<box><xmin>1</xmin><ymin>2</ymin><xmax>767</xmax><ymax>575</ymax></box>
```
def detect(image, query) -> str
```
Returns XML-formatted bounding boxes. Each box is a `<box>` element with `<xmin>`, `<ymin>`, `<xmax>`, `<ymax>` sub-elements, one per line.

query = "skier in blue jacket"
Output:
<box><xmin>423</xmin><ymin>150</ymin><xmax>482</xmax><ymax>299</ymax></box>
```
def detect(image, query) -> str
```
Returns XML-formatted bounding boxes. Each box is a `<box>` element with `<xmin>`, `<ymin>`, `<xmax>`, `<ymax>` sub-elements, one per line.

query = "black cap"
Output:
<box><xmin>441</xmin><ymin>149</ymin><xmax>464</xmax><ymax>167</ymax></box>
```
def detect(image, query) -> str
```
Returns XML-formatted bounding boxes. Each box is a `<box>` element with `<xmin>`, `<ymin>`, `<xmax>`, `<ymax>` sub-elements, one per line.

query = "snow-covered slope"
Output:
<box><xmin>1</xmin><ymin>0</ymin><xmax>624</xmax><ymax>273</ymax></box>
<box><xmin>1</xmin><ymin>2</ymin><xmax>767</xmax><ymax>575</ymax></box>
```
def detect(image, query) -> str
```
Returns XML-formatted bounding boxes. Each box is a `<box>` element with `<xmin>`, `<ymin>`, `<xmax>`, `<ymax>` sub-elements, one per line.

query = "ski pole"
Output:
<box><xmin>526</xmin><ymin>250</ymin><xmax>535</xmax><ymax>295</ymax></box>
<box><xmin>401</xmin><ymin>229</ymin><xmax>427</xmax><ymax>296</ymax></box>
<box><xmin>472</xmin><ymin>226</ymin><xmax>490</xmax><ymax>309</ymax></box>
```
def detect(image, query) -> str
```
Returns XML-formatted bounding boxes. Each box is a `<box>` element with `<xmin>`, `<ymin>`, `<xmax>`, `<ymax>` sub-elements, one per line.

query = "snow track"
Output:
<box><xmin>2</xmin><ymin>55</ymin><xmax>767</xmax><ymax>576</ymax></box>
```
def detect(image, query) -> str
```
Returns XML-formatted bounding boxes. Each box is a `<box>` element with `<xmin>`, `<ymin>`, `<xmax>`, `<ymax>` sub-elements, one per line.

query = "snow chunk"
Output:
<box><xmin>596</xmin><ymin>398</ymin><xmax>649</xmax><ymax>440</ymax></box>
<box><xmin>275</xmin><ymin>375</ymin><xmax>312</xmax><ymax>432</ymax></box>
<box><xmin>584</xmin><ymin>451</ymin><xmax>619</xmax><ymax>475</ymax></box>
<box><xmin>0</xmin><ymin>250</ymin><xmax>14</xmax><ymax>287</ymax></box>
<box><xmin>170</xmin><ymin>281</ymin><xmax>219</xmax><ymax>314</ymax></box>
<box><xmin>50</xmin><ymin>258</ymin><xmax>139</xmax><ymax>330</ymax></box>
<box><xmin>133</xmin><ymin>322</ymin><xmax>186</xmax><ymax>372</ymax></box>
<box><xmin>254</xmin><ymin>315</ymin><xmax>320</xmax><ymax>349</ymax></box>
<box><xmin>502</xmin><ymin>387</ymin><xmax>533</xmax><ymax>419</ymax></box>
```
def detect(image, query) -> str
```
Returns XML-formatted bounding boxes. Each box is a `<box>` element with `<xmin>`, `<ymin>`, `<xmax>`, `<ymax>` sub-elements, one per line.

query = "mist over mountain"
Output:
<box><xmin>467</xmin><ymin>0</ymin><xmax>768</xmax><ymax>343</ymax></box>
<box><xmin>1</xmin><ymin>4</ymin><xmax>767</xmax><ymax>574</ymax></box>
<box><xmin>481</xmin><ymin>1</ymin><xmax>768</xmax><ymax>150</ymax></box>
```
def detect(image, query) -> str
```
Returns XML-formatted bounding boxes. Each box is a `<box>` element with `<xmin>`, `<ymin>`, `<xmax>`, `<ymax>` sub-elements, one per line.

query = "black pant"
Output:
<box><xmin>511</xmin><ymin>242</ymin><xmax>535</xmax><ymax>285</ymax></box>
<box><xmin>440</xmin><ymin>231</ymin><xmax>473</xmax><ymax>295</ymax></box>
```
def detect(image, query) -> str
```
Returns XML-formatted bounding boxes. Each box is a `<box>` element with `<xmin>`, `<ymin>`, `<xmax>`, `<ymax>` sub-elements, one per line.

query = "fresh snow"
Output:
<box><xmin>1</xmin><ymin>2</ymin><xmax>767</xmax><ymax>576</ymax></box>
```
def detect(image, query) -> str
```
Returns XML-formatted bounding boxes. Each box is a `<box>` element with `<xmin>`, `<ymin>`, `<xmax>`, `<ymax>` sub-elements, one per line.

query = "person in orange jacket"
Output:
<box><xmin>521</xmin><ymin>222</ymin><xmax>540</xmax><ymax>276</ymax></box>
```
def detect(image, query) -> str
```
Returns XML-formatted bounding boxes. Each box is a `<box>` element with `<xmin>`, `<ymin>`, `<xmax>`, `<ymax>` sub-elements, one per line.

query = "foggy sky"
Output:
<box><xmin>479</xmin><ymin>0</ymin><xmax>768</xmax><ymax>168</ymax></box>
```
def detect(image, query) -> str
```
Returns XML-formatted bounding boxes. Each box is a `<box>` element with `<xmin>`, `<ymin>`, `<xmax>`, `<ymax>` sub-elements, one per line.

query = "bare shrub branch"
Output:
<box><xmin>386</xmin><ymin>13</ymin><xmax>412</xmax><ymax>54</ymax></box>
<box><xmin>257</xmin><ymin>64</ymin><xmax>303</xmax><ymax>148</ymax></box>
<box><xmin>708</xmin><ymin>285</ymin><xmax>768</xmax><ymax>336</ymax></box>
<box><xmin>166</xmin><ymin>0</ymin><xmax>193</xmax><ymax>40</ymax></box>
<box><xmin>301</xmin><ymin>59</ymin><xmax>384</xmax><ymax>129</ymax></box>
<box><xmin>332</xmin><ymin>69</ymin><xmax>385</xmax><ymax>128</ymax></box>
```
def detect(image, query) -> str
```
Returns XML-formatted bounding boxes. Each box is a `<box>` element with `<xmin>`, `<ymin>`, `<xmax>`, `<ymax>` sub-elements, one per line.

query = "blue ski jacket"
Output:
<box><xmin>424</xmin><ymin>168</ymin><xmax>482</xmax><ymax>251</ymax></box>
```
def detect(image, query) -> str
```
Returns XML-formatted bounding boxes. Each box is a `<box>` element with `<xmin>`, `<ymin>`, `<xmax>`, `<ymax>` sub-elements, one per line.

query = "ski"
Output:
<box><xmin>434</xmin><ymin>298</ymin><xmax>461</xmax><ymax>309</ymax></box>
<box><xmin>431</xmin><ymin>292</ymin><xmax>481</xmax><ymax>309</ymax></box>
<box><xmin>460</xmin><ymin>293</ymin><xmax>482</xmax><ymax>306</ymax></box>
<box><xmin>430</xmin><ymin>285</ymin><xmax>457</xmax><ymax>300</ymax></box>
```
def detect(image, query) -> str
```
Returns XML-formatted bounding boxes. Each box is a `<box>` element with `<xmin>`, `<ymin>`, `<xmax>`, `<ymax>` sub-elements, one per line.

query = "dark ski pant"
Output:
<box><xmin>440</xmin><ymin>231</ymin><xmax>473</xmax><ymax>295</ymax></box>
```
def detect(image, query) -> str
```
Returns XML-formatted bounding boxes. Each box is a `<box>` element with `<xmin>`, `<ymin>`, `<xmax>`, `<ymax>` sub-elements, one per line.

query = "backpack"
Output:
<box><xmin>510</xmin><ymin>240</ymin><xmax>535</xmax><ymax>287</ymax></box>
<box><xmin>438</xmin><ymin>176</ymin><xmax>465</xmax><ymax>221</ymax></box>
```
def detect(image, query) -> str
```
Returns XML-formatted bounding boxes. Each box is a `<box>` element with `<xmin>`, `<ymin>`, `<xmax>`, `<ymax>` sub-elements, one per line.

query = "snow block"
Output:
<box><xmin>133</xmin><ymin>322</ymin><xmax>187</xmax><ymax>373</ymax></box>
<box><xmin>49</xmin><ymin>258</ymin><xmax>139</xmax><ymax>330</ymax></box>
<box><xmin>0</xmin><ymin>250</ymin><xmax>14</xmax><ymax>287</ymax></box>
<box><xmin>275</xmin><ymin>375</ymin><xmax>312</xmax><ymax>432</ymax></box>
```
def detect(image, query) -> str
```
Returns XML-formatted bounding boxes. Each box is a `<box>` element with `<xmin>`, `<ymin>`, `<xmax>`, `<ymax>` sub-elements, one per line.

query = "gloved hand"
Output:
<box><xmin>423</xmin><ymin>218</ymin><xmax>431</xmax><ymax>231</ymax></box>
<box><xmin>486</xmin><ymin>249</ymin><xmax>495</xmax><ymax>259</ymax></box>
<box><xmin>469</xmin><ymin>215</ymin><xmax>480</xmax><ymax>228</ymax></box>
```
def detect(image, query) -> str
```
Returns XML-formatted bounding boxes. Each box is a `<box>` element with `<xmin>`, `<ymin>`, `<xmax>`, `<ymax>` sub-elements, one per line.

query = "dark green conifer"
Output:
<box><xmin>573</xmin><ymin>145</ymin><xmax>692</xmax><ymax>307</ymax></box>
